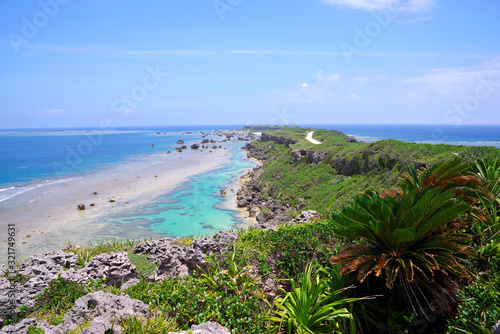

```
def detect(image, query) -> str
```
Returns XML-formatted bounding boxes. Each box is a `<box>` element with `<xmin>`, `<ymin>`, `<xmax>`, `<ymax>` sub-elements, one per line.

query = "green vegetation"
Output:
<box><xmin>240</xmin><ymin>221</ymin><xmax>343</xmax><ymax>278</ymax></box>
<box><xmin>32</xmin><ymin>275</ymin><xmax>105</xmax><ymax>325</ymax></box>
<box><xmin>331</xmin><ymin>187</ymin><xmax>472</xmax><ymax>322</ymax></box>
<box><xmin>65</xmin><ymin>238</ymin><xmax>141</xmax><ymax>266</ymax></box>
<box><xmin>119</xmin><ymin>312</ymin><xmax>178</xmax><ymax>334</ymax></box>
<box><xmin>27</xmin><ymin>326</ymin><xmax>45</xmax><ymax>334</ymax></box>
<box><xmin>4</xmin><ymin>127</ymin><xmax>500</xmax><ymax>333</ymax></box>
<box><xmin>251</xmin><ymin>126</ymin><xmax>499</xmax><ymax>212</ymax></box>
<box><xmin>127</xmin><ymin>252</ymin><xmax>159</xmax><ymax>280</ymax></box>
<box><xmin>125</xmin><ymin>261</ymin><xmax>268</xmax><ymax>334</ymax></box>
<box><xmin>269</xmin><ymin>263</ymin><xmax>356</xmax><ymax>334</ymax></box>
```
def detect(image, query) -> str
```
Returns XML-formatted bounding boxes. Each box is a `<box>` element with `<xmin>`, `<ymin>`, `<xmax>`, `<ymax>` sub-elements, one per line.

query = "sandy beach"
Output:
<box><xmin>0</xmin><ymin>144</ymin><xmax>250</xmax><ymax>263</ymax></box>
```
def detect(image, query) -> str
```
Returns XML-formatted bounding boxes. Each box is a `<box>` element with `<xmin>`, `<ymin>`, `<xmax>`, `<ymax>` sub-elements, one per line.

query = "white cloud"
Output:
<box><xmin>350</xmin><ymin>94</ymin><xmax>360</xmax><ymax>101</ymax></box>
<box><xmin>301</xmin><ymin>83</ymin><xmax>309</xmax><ymax>87</ymax></box>
<box><xmin>405</xmin><ymin>57</ymin><xmax>500</xmax><ymax>96</ymax></box>
<box><xmin>37</xmin><ymin>109</ymin><xmax>65</xmax><ymax>115</ymax></box>
<box><xmin>123</xmin><ymin>108</ymin><xmax>136</xmax><ymax>115</ymax></box>
<box><xmin>322</xmin><ymin>0</ymin><xmax>436</xmax><ymax>12</ymax></box>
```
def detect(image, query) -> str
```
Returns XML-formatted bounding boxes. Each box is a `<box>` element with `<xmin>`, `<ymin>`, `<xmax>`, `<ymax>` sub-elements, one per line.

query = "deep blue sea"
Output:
<box><xmin>305</xmin><ymin>124</ymin><xmax>500</xmax><ymax>147</ymax></box>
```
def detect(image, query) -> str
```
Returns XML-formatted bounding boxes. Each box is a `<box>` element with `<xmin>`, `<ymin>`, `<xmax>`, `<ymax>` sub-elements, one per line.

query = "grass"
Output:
<box><xmin>65</xmin><ymin>238</ymin><xmax>144</xmax><ymax>265</ymax></box>
<box><xmin>119</xmin><ymin>312</ymin><xmax>178</xmax><ymax>334</ymax></box>
<box><xmin>127</xmin><ymin>252</ymin><xmax>159</xmax><ymax>280</ymax></box>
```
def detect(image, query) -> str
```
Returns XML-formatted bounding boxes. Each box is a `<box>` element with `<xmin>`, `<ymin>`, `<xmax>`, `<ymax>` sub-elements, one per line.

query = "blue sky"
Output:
<box><xmin>1</xmin><ymin>0</ymin><xmax>499</xmax><ymax>128</ymax></box>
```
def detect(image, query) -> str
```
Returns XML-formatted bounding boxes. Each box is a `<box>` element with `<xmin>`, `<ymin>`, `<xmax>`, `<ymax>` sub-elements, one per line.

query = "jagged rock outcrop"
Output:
<box><xmin>191</xmin><ymin>143</ymin><xmax>200</xmax><ymax>149</ymax></box>
<box><xmin>0</xmin><ymin>251</ymin><xmax>138</xmax><ymax>325</ymax></box>
<box><xmin>76</xmin><ymin>252</ymin><xmax>138</xmax><ymax>287</ymax></box>
<box><xmin>291</xmin><ymin>149</ymin><xmax>329</xmax><ymax>164</ymax></box>
<box><xmin>243</xmin><ymin>143</ymin><xmax>271</xmax><ymax>162</ymax></box>
<box><xmin>169</xmin><ymin>322</ymin><xmax>231</xmax><ymax>334</ymax></box>
<box><xmin>133</xmin><ymin>231</ymin><xmax>237</xmax><ymax>281</ymax></box>
<box><xmin>57</xmin><ymin>291</ymin><xmax>149</xmax><ymax>333</ymax></box>
<box><xmin>493</xmin><ymin>320</ymin><xmax>500</xmax><ymax>334</ymax></box>
<box><xmin>1</xmin><ymin>291</ymin><xmax>150</xmax><ymax>334</ymax></box>
<box><xmin>260</xmin><ymin>133</ymin><xmax>298</xmax><ymax>147</ymax></box>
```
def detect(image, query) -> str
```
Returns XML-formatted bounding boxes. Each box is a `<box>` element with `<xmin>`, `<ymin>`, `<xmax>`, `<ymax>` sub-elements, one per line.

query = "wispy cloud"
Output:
<box><xmin>322</xmin><ymin>0</ymin><xmax>436</xmax><ymax>12</ymax></box>
<box><xmin>37</xmin><ymin>109</ymin><xmax>65</xmax><ymax>115</ymax></box>
<box><xmin>405</xmin><ymin>56</ymin><xmax>500</xmax><ymax>95</ymax></box>
<box><xmin>266</xmin><ymin>57</ymin><xmax>500</xmax><ymax>104</ymax></box>
<box><xmin>120</xmin><ymin>49</ymin><xmax>488</xmax><ymax>59</ymax></box>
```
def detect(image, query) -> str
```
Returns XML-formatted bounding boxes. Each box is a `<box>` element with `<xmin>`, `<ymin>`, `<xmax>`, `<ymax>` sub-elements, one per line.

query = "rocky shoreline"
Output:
<box><xmin>236</xmin><ymin>142</ymin><xmax>318</xmax><ymax>230</ymax></box>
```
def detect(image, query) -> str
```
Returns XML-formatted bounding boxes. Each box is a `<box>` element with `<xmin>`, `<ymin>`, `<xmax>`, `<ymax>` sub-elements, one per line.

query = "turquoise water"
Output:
<box><xmin>106</xmin><ymin>144</ymin><xmax>256</xmax><ymax>237</ymax></box>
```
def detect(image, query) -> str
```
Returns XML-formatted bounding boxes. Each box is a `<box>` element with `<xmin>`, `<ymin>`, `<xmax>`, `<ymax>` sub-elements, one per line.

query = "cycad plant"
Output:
<box><xmin>269</xmin><ymin>263</ymin><xmax>363</xmax><ymax>334</ymax></box>
<box><xmin>330</xmin><ymin>186</ymin><xmax>473</xmax><ymax>318</ymax></box>
<box><xmin>397</xmin><ymin>157</ymin><xmax>486</xmax><ymax>202</ymax></box>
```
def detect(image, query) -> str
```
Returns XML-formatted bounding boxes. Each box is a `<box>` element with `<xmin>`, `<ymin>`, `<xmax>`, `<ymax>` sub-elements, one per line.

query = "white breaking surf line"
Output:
<box><xmin>305</xmin><ymin>131</ymin><xmax>321</xmax><ymax>145</ymax></box>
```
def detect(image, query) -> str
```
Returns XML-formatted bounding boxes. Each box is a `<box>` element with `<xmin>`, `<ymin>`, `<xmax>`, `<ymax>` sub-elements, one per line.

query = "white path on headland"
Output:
<box><xmin>305</xmin><ymin>131</ymin><xmax>321</xmax><ymax>144</ymax></box>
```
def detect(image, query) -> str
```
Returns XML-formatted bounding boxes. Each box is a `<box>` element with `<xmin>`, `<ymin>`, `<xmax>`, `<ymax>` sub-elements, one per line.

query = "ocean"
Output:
<box><xmin>308</xmin><ymin>124</ymin><xmax>500</xmax><ymax>148</ymax></box>
<box><xmin>1</xmin><ymin>124</ymin><xmax>499</xmax><ymax>242</ymax></box>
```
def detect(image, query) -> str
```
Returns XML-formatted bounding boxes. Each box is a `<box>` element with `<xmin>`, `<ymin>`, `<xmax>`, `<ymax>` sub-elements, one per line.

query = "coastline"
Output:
<box><xmin>0</xmin><ymin>135</ymin><xmax>255</xmax><ymax>263</ymax></box>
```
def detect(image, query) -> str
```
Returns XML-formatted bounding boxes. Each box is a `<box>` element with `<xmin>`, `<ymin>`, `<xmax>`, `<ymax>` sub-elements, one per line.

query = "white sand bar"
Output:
<box><xmin>0</xmin><ymin>146</ymin><xmax>241</xmax><ymax>262</ymax></box>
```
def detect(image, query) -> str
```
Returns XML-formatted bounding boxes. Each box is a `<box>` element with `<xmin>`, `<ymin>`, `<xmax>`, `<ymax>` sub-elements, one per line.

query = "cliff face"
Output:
<box><xmin>290</xmin><ymin>148</ymin><xmax>428</xmax><ymax>175</ymax></box>
<box><xmin>260</xmin><ymin>133</ymin><xmax>298</xmax><ymax>147</ymax></box>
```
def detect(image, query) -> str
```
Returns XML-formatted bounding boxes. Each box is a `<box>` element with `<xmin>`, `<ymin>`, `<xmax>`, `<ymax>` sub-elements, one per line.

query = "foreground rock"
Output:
<box><xmin>133</xmin><ymin>231</ymin><xmax>237</xmax><ymax>281</ymax></box>
<box><xmin>0</xmin><ymin>251</ymin><xmax>138</xmax><ymax>324</ymax></box>
<box><xmin>1</xmin><ymin>291</ymin><xmax>150</xmax><ymax>334</ymax></box>
<box><xmin>169</xmin><ymin>322</ymin><xmax>231</xmax><ymax>334</ymax></box>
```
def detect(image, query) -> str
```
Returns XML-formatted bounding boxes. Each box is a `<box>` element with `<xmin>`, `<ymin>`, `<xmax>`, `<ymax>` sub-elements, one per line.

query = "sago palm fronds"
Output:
<box><xmin>330</xmin><ymin>187</ymin><xmax>473</xmax><ymax>316</ymax></box>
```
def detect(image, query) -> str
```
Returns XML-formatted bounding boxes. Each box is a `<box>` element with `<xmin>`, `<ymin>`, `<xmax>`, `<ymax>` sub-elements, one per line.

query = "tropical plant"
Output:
<box><xmin>269</xmin><ymin>263</ymin><xmax>363</xmax><ymax>334</ymax></box>
<box><xmin>471</xmin><ymin>155</ymin><xmax>500</xmax><ymax>200</ymax></box>
<box><xmin>397</xmin><ymin>157</ymin><xmax>486</xmax><ymax>201</ymax></box>
<box><xmin>330</xmin><ymin>186</ymin><xmax>473</xmax><ymax>319</ymax></box>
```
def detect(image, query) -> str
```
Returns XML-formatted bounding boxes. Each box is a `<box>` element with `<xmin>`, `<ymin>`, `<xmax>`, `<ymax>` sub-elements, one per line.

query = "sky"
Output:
<box><xmin>0</xmin><ymin>0</ymin><xmax>499</xmax><ymax>128</ymax></box>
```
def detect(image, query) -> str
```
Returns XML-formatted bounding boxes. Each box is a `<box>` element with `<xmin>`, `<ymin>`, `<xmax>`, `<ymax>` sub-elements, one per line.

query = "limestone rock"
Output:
<box><xmin>168</xmin><ymin>321</ymin><xmax>231</xmax><ymax>334</ymax></box>
<box><xmin>54</xmin><ymin>291</ymin><xmax>149</xmax><ymax>333</ymax></box>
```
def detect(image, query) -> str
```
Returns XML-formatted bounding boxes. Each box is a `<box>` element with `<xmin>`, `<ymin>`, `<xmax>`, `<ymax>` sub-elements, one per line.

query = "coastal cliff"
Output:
<box><xmin>238</xmin><ymin>126</ymin><xmax>498</xmax><ymax>216</ymax></box>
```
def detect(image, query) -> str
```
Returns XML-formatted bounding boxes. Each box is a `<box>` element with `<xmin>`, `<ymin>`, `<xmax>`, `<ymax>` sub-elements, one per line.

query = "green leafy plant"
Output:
<box><xmin>65</xmin><ymin>238</ymin><xmax>139</xmax><ymax>265</ymax></box>
<box><xmin>471</xmin><ymin>155</ymin><xmax>500</xmax><ymax>200</ymax></box>
<box><xmin>448</xmin><ymin>273</ymin><xmax>500</xmax><ymax>333</ymax></box>
<box><xmin>119</xmin><ymin>312</ymin><xmax>178</xmax><ymax>334</ymax></box>
<box><xmin>27</xmin><ymin>325</ymin><xmax>45</xmax><ymax>334</ymax></box>
<box><xmin>269</xmin><ymin>263</ymin><xmax>361</xmax><ymax>334</ymax></box>
<box><xmin>30</xmin><ymin>275</ymin><xmax>105</xmax><ymax>325</ymax></box>
<box><xmin>330</xmin><ymin>186</ymin><xmax>473</xmax><ymax>318</ymax></box>
<box><xmin>397</xmin><ymin>157</ymin><xmax>486</xmax><ymax>202</ymax></box>
<box><xmin>125</xmin><ymin>262</ymin><xmax>267</xmax><ymax>334</ymax></box>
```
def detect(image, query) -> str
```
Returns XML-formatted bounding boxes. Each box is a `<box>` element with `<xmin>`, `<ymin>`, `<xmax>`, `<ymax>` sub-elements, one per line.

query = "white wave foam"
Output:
<box><xmin>0</xmin><ymin>177</ymin><xmax>83</xmax><ymax>203</ymax></box>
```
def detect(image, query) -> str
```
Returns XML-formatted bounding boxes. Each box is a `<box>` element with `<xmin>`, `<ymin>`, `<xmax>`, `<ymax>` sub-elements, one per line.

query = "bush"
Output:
<box><xmin>448</xmin><ymin>274</ymin><xmax>500</xmax><ymax>333</ymax></box>
<box><xmin>125</xmin><ymin>263</ymin><xmax>267</xmax><ymax>334</ymax></box>
<box><xmin>241</xmin><ymin>221</ymin><xmax>343</xmax><ymax>279</ymax></box>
